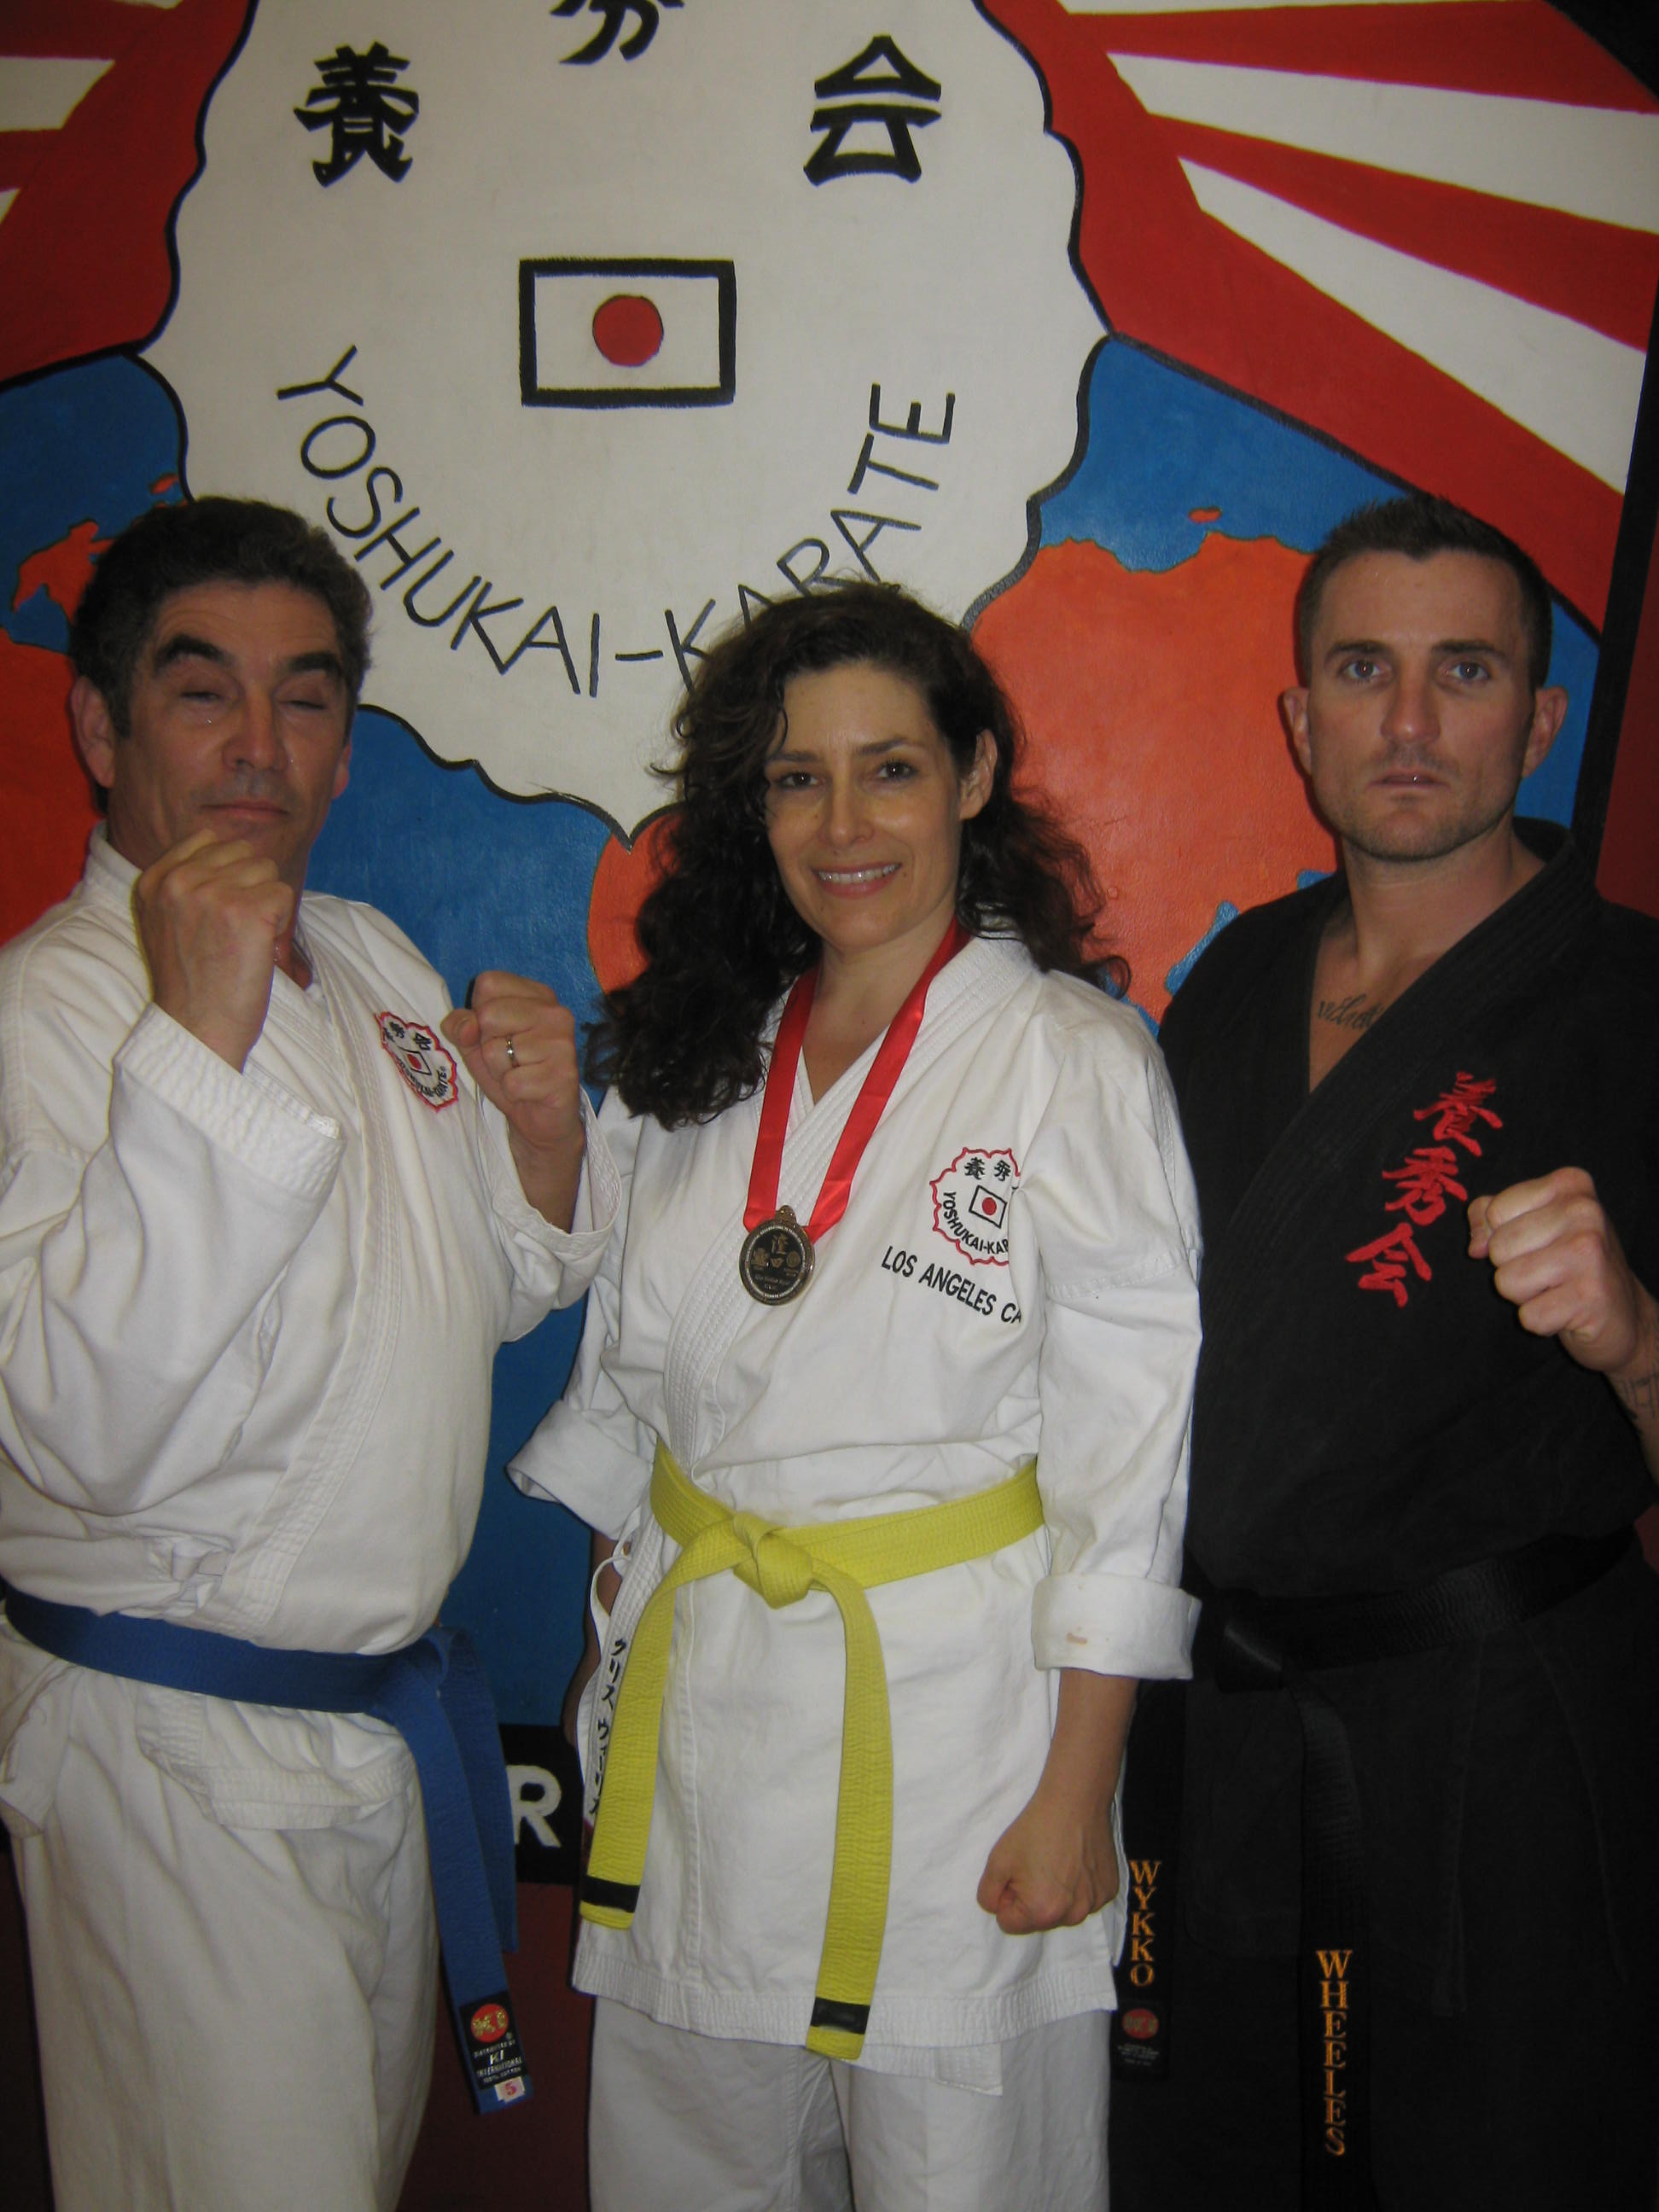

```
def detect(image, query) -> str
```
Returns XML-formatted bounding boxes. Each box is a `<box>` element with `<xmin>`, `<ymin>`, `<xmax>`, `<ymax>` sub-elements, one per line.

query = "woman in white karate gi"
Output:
<box><xmin>512</xmin><ymin>582</ymin><xmax>1202</xmax><ymax>2210</ymax></box>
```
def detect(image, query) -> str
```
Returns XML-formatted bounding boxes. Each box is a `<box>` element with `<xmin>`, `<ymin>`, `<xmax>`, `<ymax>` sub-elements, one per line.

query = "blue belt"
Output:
<box><xmin>0</xmin><ymin>1581</ymin><xmax>532</xmax><ymax>2113</ymax></box>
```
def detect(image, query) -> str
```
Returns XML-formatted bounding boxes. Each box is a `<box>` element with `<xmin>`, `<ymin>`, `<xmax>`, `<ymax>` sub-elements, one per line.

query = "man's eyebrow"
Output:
<box><xmin>282</xmin><ymin>649</ymin><xmax>346</xmax><ymax>684</ymax></box>
<box><xmin>148</xmin><ymin>637</ymin><xmax>346</xmax><ymax>685</ymax></box>
<box><xmin>1322</xmin><ymin>635</ymin><xmax>1510</xmax><ymax>662</ymax></box>
<box><xmin>150</xmin><ymin>632</ymin><xmax>231</xmax><ymax>674</ymax></box>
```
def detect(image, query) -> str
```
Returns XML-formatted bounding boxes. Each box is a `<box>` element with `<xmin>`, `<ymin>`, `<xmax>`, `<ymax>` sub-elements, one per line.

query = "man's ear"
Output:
<box><xmin>1281</xmin><ymin>686</ymin><xmax>1313</xmax><ymax>777</ymax></box>
<box><xmin>332</xmin><ymin>733</ymin><xmax>352</xmax><ymax>801</ymax></box>
<box><xmin>69</xmin><ymin>677</ymin><xmax>119</xmax><ymax>794</ymax></box>
<box><xmin>1522</xmin><ymin>686</ymin><xmax>1569</xmax><ymax>781</ymax></box>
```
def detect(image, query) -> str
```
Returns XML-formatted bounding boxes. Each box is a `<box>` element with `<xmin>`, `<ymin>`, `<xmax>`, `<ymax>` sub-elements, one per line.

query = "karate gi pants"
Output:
<box><xmin>589</xmin><ymin>1998</ymin><xmax>1111</xmax><ymax>2212</ymax></box>
<box><xmin>8</xmin><ymin>1672</ymin><xmax>439</xmax><ymax>2212</ymax></box>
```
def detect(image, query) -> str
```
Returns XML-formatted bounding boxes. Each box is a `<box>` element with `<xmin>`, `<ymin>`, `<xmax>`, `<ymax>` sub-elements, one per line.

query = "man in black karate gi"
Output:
<box><xmin>1112</xmin><ymin>492</ymin><xmax>1659</xmax><ymax>2211</ymax></box>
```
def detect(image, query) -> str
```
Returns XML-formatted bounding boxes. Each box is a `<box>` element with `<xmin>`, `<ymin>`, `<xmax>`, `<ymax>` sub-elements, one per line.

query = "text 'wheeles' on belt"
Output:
<box><xmin>1198</xmin><ymin>1526</ymin><xmax>1633</xmax><ymax>2212</ymax></box>
<box><xmin>580</xmin><ymin>1441</ymin><xmax>1045</xmax><ymax>2062</ymax></box>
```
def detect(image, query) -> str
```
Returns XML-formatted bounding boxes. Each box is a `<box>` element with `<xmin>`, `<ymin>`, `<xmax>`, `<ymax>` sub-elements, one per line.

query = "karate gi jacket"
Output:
<box><xmin>1156</xmin><ymin>825</ymin><xmax>1659</xmax><ymax>2003</ymax></box>
<box><xmin>513</xmin><ymin>934</ymin><xmax>1202</xmax><ymax>2056</ymax></box>
<box><xmin>0</xmin><ymin>830</ymin><xmax>618</xmax><ymax>1834</ymax></box>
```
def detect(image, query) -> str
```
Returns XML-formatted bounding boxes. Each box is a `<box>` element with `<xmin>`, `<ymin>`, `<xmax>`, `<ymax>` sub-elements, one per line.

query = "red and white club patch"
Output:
<box><xmin>377</xmin><ymin>1010</ymin><xmax>459</xmax><ymax>1110</ymax></box>
<box><xmin>930</xmin><ymin>1146</ymin><xmax>1020</xmax><ymax>1266</ymax></box>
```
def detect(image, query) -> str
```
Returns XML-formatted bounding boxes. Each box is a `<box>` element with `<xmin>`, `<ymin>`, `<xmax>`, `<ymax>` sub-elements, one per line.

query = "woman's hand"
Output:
<box><xmin>976</xmin><ymin>1670</ymin><xmax>1137</xmax><ymax>1935</ymax></box>
<box><xmin>976</xmin><ymin>1781</ymin><xmax>1119</xmax><ymax>1934</ymax></box>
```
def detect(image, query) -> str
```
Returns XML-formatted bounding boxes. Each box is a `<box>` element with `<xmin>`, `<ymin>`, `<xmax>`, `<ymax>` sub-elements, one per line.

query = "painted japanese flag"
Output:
<box><xmin>521</xmin><ymin>259</ymin><xmax>735</xmax><ymax>407</ymax></box>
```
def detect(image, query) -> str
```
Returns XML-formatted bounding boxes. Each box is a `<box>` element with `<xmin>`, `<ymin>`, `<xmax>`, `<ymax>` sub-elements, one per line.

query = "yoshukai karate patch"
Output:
<box><xmin>930</xmin><ymin>1146</ymin><xmax>1020</xmax><ymax>1266</ymax></box>
<box><xmin>378</xmin><ymin>1010</ymin><xmax>459</xmax><ymax>1109</ymax></box>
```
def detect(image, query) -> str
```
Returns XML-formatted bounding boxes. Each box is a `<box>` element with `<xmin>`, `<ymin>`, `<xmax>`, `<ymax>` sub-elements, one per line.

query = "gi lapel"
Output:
<box><xmin>1201</xmin><ymin>841</ymin><xmax>1602</xmax><ymax>1348</ymax></box>
<box><xmin>216</xmin><ymin>924</ymin><xmax>404</xmax><ymax>1630</ymax></box>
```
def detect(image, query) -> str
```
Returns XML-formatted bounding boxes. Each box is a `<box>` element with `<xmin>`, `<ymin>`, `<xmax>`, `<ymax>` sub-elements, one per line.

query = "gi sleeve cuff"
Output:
<box><xmin>482</xmin><ymin>1089</ymin><xmax>621</xmax><ymax>1261</ymax></box>
<box><xmin>509</xmin><ymin>1417</ymin><xmax>653</xmax><ymax>1540</ymax></box>
<box><xmin>115</xmin><ymin>1003</ymin><xmax>344</xmax><ymax>1201</ymax></box>
<box><xmin>1032</xmin><ymin>1572</ymin><xmax>1198</xmax><ymax>1681</ymax></box>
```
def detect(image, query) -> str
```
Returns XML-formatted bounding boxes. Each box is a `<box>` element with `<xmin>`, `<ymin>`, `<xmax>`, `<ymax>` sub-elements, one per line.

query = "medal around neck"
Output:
<box><xmin>737</xmin><ymin>1205</ymin><xmax>816</xmax><ymax>1306</ymax></box>
<box><xmin>738</xmin><ymin>918</ymin><xmax>970</xmax><ymax>1308</ymax></box>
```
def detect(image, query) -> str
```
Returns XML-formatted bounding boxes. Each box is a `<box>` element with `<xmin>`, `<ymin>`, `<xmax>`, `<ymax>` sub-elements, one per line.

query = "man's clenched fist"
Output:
<box><xmin>133</xmin><ymin>830</ymin><xmax>297</xmax><ymax>1072</ymax></box>
<box><xmin>442</xmin><ymin>971</ymin><xmax>586</xmax><ymax>1230</ymax></box>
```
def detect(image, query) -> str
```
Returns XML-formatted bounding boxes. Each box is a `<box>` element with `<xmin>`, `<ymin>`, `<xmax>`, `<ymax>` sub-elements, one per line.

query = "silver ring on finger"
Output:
<box><xmin>504</xmin><ymin>1034</ymin><xmax>517</xmax><ymax>1068</ymax></box>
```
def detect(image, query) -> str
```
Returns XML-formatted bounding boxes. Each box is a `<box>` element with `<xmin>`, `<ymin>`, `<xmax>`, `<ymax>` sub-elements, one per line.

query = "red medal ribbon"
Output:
<box><xmin>743</xmin><ymin>917</ymin><xmax>970</xmax><ymax>1239</ymax></box>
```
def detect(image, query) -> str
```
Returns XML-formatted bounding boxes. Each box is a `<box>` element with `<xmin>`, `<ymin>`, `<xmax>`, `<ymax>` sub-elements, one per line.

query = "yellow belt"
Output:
<box><xmin>581</xmin><ymin>1441</ymin><xmax>1044</xmax><ymax>2060</ymax></box>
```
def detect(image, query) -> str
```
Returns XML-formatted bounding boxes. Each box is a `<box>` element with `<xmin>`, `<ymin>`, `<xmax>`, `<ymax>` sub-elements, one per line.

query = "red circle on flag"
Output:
<box><xmin>592</xmin><ymin>294</ymin><xmax>664</xmax><ymax>367</ymax></box>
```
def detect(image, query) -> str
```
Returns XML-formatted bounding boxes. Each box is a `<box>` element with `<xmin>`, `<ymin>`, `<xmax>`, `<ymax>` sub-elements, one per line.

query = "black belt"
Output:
<box><xmin>1192</xmin><ymin>1528</ymin><xmax>1632</xmax><ymax>2211</ymax></box>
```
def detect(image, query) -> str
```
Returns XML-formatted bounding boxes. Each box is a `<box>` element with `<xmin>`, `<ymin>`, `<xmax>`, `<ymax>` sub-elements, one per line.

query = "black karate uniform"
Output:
<box><xmin>1112</xmin><ymin>827</ymin><xmax>1659</xmax><ymax>2210</ymax></box>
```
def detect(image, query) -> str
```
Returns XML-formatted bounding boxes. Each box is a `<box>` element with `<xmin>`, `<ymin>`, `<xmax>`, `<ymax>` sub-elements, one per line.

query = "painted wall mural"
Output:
<box><xmin>3</xmin><ymin>0</ymin><xmax>1656</xmax><ymax>1724</ymax></box>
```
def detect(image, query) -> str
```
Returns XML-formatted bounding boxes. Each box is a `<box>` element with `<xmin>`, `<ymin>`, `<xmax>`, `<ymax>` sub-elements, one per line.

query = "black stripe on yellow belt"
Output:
<box><xmin>581</xmin><ymin>1441</ymin><xmax>1045</xmax><ymax>2061</ymax></box>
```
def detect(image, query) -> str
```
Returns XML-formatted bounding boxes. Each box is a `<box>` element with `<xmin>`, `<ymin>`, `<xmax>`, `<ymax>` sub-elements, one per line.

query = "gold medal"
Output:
<box><xmin>737</xmin><ymin>1206</ymin><xmax>816</xmax><ymax>1306</ymax></box>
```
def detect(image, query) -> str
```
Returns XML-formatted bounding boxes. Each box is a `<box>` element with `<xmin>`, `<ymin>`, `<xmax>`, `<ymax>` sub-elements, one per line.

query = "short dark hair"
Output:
<box><xmin>68</xmin><ymin>497</ymin><xmax>372</xmax><ymax>731</ymax></box>
<box><xmin>1295</xmin><ymin>492</ymin><xmax>1553</xmax><ymax>692</ymax></box>
<box><xmin>591</xmin><ymin>579</ymin><xmax>1112</xmax><ymax>1126</ymax></box>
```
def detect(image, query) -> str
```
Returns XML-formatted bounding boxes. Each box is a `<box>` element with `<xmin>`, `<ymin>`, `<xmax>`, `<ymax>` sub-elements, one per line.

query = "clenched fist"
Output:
<box><xmin>441</xmin><ymin>971</ymin><xmax>586</xmax><ymax>1230</ymax></box>
<box><xmin>133</xmin><ymin>830</ymin><xmax>297</xmax><ymax>1071</ymax></box>
<box><xmin>976</xmin><ymin>1669</ymin><xmax>1134</xmax><ymax>1936</ymax></box>
<box><xmin>1469</xmin><ymin>1167</ymin><xmax>1650</xmax><ymax>1379</ymax></box>
<box><xmin>1470</xmin><ymin>1167</ymin><xmax>1659</xmax><ymax>1476</ymax></box>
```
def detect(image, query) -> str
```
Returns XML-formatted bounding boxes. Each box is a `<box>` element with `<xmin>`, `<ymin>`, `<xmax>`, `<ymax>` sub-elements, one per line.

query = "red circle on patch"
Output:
<box><xmin>592</xmin><ymin>294</ymin><xmax>664</xmax><ymax>367</ymax></box>
<box><xmin>470</xmin><ymin>2002</ymin><xmax>509</xmax><ymax>2045</ymax></box>
<box><xmin>1121</xmin><ymin>2007</ymin><xmax>1160</xmax><ymax>2041</ymax></box>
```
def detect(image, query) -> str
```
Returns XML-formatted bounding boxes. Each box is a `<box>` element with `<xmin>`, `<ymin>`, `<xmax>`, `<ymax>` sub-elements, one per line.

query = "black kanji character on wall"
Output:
<box><xmin>294</xmin><ymin>44</ymin><xmax>419</xmax><ymax>185</ymax></box>
<box><xmin>806</xmin><ymin>35</ymin><xmax>941</xmax><ymax>186</ymax></box>
<box><xmin>552</xmin><ymin>0</ymin><xmax>683</xmax><ymax>65</ymax></box>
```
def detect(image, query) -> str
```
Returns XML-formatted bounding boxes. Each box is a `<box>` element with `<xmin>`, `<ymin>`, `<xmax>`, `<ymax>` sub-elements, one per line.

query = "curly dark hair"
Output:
<box><xmin>69</xmin><ymin>496</ymin><xmax>372</xmax><ymax>733</ymax></box>
<box><xmin>591</xmin><ymin>579</ymin><xmax>1114</xmax><ymax>1126</ymax></box>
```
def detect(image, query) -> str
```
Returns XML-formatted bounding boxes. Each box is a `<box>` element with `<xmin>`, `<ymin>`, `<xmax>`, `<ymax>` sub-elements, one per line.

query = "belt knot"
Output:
<box><xmin>729</xmin><ymin>1512</ymin><xmax>815</xmax><ymax>1609</ymax></box>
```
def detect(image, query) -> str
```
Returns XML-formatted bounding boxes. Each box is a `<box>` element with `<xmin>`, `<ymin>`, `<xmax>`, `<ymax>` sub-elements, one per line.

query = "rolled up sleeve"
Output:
<box><xmin>1019</xmin><ymin>1021</ymin><xmax>1202</xmax><ymax>1681</ymax></box>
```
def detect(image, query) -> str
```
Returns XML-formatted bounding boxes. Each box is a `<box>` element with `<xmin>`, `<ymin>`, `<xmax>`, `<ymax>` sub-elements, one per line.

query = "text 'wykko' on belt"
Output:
<box><xmin>0</xmin><ymin>1580</ymin><xmax>530</xmax><ymax>2114</ymax></box>
<box><xmin>580</xmin><ymin>1440</ymin><xmax>1045</xmax><ymax>2060</ymax></box>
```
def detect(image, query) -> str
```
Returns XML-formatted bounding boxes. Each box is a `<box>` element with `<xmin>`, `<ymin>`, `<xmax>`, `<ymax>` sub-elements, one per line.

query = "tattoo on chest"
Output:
<box><xmin>1316</xmin><ymin>992</ymin><xmax>1380</xmax><ymax>1034</ymax></box>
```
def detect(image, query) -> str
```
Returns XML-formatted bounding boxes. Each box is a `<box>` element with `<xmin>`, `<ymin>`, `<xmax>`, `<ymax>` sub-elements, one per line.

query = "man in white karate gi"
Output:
<box><xmin>0</xmin><ymin>498</ymin><xmax>618</xmax><ymax>2212</ymax></box>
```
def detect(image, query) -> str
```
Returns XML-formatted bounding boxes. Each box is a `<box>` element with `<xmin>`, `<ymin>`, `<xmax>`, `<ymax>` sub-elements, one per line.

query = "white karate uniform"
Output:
<box><xmin>511</xmin><ymin>934</ymin><xmax>1202</xmax><ymax>2206</ymax></box>
<box><xmin>0</xmin><ymin>830</ymin><xmax>618</xmax><ymax>2212</ymax></box>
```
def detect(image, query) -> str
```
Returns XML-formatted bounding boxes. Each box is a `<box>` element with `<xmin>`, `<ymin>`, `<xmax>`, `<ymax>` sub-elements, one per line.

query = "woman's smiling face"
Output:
<box><xmin>763</xmin><ymin>661</ymin><xmax>992</xmax><ymax>968</ymax></box>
